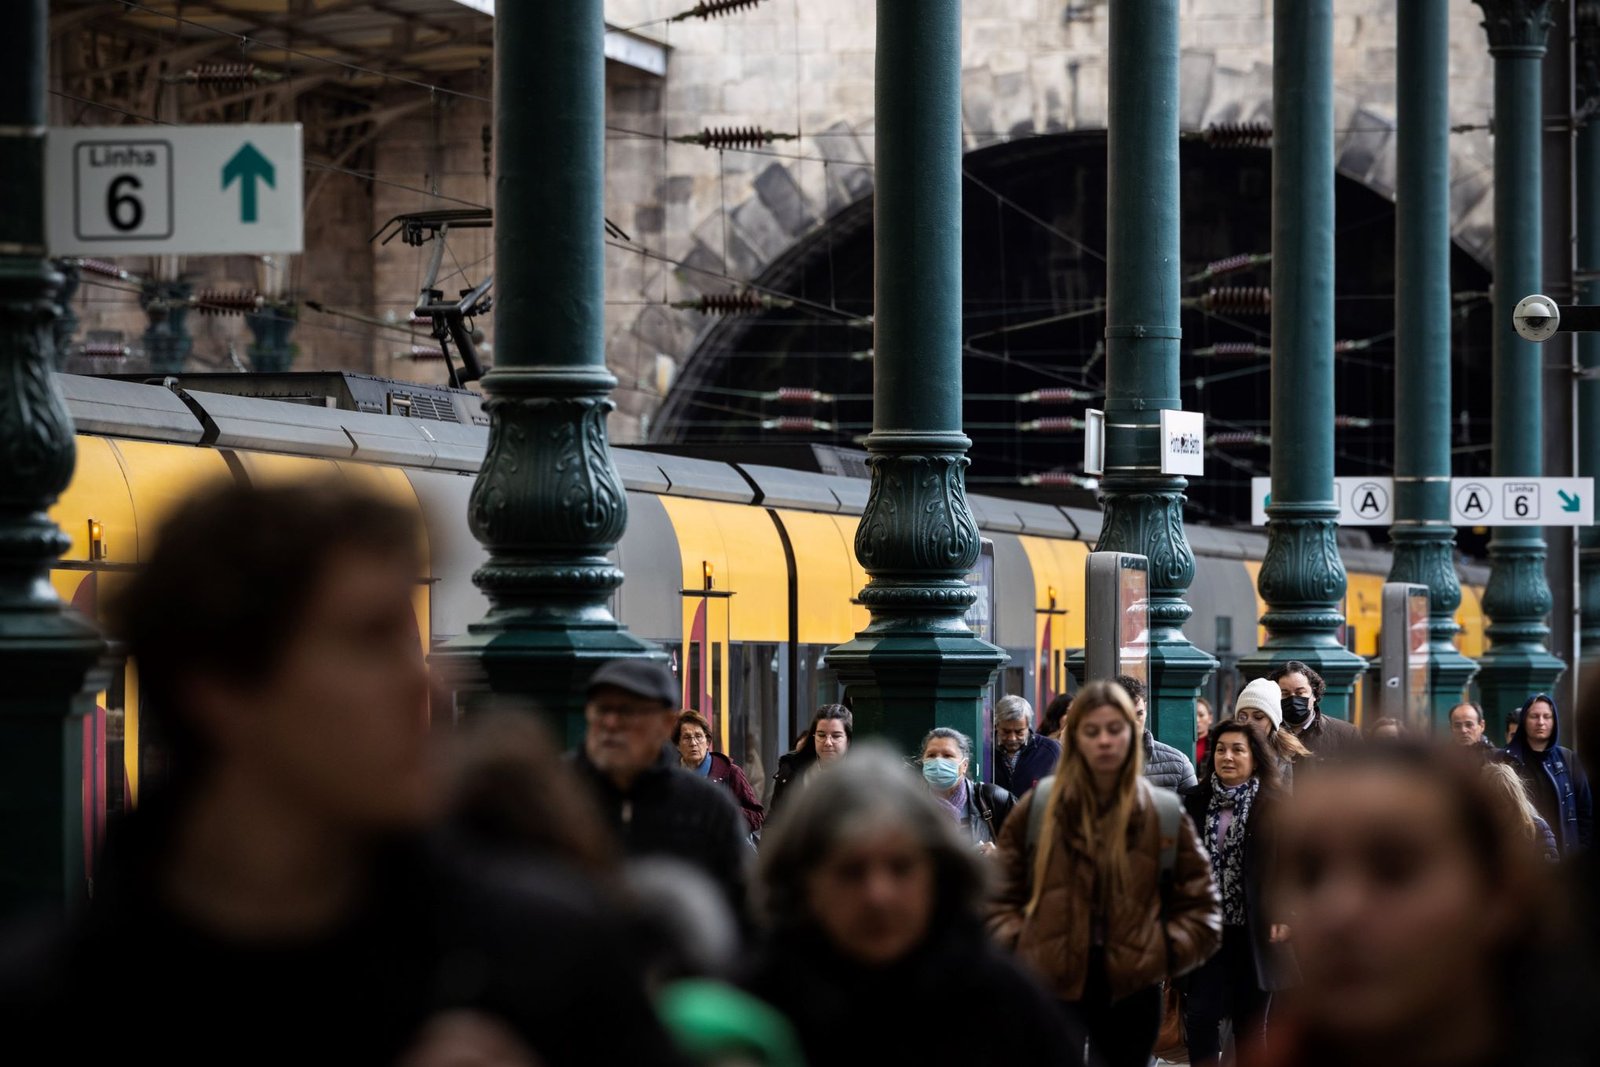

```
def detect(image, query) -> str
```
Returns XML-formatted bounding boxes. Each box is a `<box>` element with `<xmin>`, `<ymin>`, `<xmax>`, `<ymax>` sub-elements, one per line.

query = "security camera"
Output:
<box><xmin>1513</xmin><ymin>294</ymin><xmax>1560</xmax><ymax>342</ymax></box>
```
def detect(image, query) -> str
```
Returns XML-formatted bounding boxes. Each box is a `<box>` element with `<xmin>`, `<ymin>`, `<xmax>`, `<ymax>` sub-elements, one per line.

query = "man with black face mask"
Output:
<box><xmin>1269</xmin><ymin>660</ymin><xmax>1360</xmax><ymax>758</ymax></box>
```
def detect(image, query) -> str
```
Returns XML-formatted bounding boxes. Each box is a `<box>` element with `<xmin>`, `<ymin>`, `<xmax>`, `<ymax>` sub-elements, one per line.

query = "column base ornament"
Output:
<box><xmin>432</xmin><ymin>368</ymin><xmax>662</xmax><ymax>744</ymax></box>
<box><xmin>1387</xmin><ymin>526</ymin><xmax>1479</xmax><ymax>725</ymax></box>
<box><xmin>1095</xmin><ymin>477</ymin><xmax>1217</xmax><ymax>749</ymax></box>
<box><xmin>829</xmin><ymin>435</ymin><xmax>1005</xmax><ymax>754</ymax></box>
<box><xmin>1476</xmin><ymin>534</ymin><xmax>1564</xmax><ymax>734</ymax></box>
<box><xmin>0</xmin><ymin>257</ymin><xmax>106</xmax><ymax>911</ymax></box>
<box><xmin>1239</xmin><ymin>504</ymin><xmax>1367</xmax><ymax>719</ymax></box>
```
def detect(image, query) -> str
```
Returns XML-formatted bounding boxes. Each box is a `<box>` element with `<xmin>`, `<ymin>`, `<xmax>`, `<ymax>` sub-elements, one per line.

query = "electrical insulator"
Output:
<box><xmin>192</xmin><ymin>290</ymin><xmax>266</xmax><ymax>316</ymax></box>
<box><xmin>1189</xmin><ymin>121</ymin><xmax>1273</xmax><ymax>148</ymax></box>
<box><xmin>671</xmin><ymin>291</ymin><xmax>794</xmax><ymax>315</ymax></box>
<box><xmin>1333</xmin><ymin>415</ymin><xmax>1374</xmax><ymax>428</ymax></box>
<box><xmin>672</xmin><ymin>126</ymin><xmax>799</xmax><ymax>150</ymax></box>
<box><xmin>1187</xmin><ymin>253</ymin><xmax>1270</xmax><ymax>284</ymax></box>
<box><xmin>669</xmin><ymin>0</ymin><xmax>766</xmax><ymax>22</ymax></box>
<box><xmin>1333</xmin><ymin>338</ymin><xmax>1373</xmax><ymax>353</ymax></box>
<box><xmin>167</xmin><ymin>63</ymin><xmax>277</xmax><ymax>86</ymax></box>
<box><xmin>1207</xmin><ymin>431</ymin><xmax>1270</xmax><ymax>447</ymax></box>
<box><xmin>1019</xmin><ymin>417</ymin><xmax>1085</xmax><ymax>432</ymax></box>
<box><xmin>773</xmin><ymin>387</ymin><xmax>834</xmax><ymax>404</ymax></box>
<box><xmin>74</xmin><ymin>258</ymin><xmax>130</xmax><ymax>280</ymax></box>
<box><xmin>1021</xmin><ymin>387</ymin><xmax>1091</xmax><ymax>403</ymax></box>
<box><xmin>849</xmin><ymin>349</ymin><xmax>874</xmax><ymax>361</ymax></box>
<box><xmin>409</xmin><ymin>346</ymin><xmax>447</xmax><ymax>359</ymax></box>
<box><xmin>79</xmin><ymin>341</ymin><xmax>129</xmax><ymax>359</ymax></box>
<box><xmin>1021</xmin><ymin>471</ymin><xmax>1097</xmax><ymax>489</ymax></box>
<box><xmin>1190</xmin><ymin>287</ymin><xmax>1271</xmax><ymax>315</ymax></box>
<box><xmin>1194</xmin><ymin>342</ymin><xmax>1269</xmax><ymax>358</ymax></box>
<box><xmin>760</xmin><ymin>416</ymin><xmax>834</xmax><ymax>432</ymax></box>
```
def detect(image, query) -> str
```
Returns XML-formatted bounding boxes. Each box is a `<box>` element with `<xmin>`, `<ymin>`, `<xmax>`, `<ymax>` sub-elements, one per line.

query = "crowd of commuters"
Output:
<box><xmin>0</xmin><ymin>482</ymin><xmax>1595</xmax><ymax>1067</ymax></box>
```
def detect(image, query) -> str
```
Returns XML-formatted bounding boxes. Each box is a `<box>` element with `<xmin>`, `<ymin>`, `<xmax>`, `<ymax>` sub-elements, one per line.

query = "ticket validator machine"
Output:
<box><xmin>1379</xmin><ymin>582</ymin><xmax>1432</xmax><ymax>729</ymax></box>
<box><xmin>1085</xmin><ymin>552</ymin><xmax>1151</xmax><ymax>688</ymax></box>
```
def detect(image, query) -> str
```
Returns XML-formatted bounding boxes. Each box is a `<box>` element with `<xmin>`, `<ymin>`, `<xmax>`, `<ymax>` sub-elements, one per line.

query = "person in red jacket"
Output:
<box><xmin>676</xmin><ymin>710</ymin><xmax>764</xmax><ymax>835</ymax></box>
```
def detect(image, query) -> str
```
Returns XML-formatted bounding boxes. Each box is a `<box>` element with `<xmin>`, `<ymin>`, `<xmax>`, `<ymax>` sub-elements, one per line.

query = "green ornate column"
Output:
<box><xmin>1237</xmin><ymin>0</ymin><xmax>1367</xmax><ymax>715</ymax></box>
<box><xmin>140</xmin><ymin>279</ymin><xmax>192</xmax><ymax>374</ymax></box>
<box><xmin>245</xmin><ymin>304</ymin><xmax>297</xmax><ymax>373</ymax></box>
<box><xmin>1096</xmin><ymin>0</ymin><xmax>1217</xmax><ymax>749</ymax></box>
<box><xmin>1473</xmin><ymin>0</ymin><xmax>1566</xmax><ymax>728</ymax></box>
<box><xmin>0</xmin><ymin>0</ymin><xmax>106</xmax><ymax>912</ymax></box>
<box><xmin>1577</xmin><ymin>1</ymin><xmax>1600</xmax><ymax>664</ymax></box>
<box><xmin>827</xmin><ymin>0</ymin><xmax>1006</xmax><ymax>755</ymax></box>
<box><xmin>1387</xmin><ymin>0</ymin><xmax>1478</xmax><ymax>725</ymax></box>
<box><xmin>433</xmin><ymin>0</ymin><xmax>660</xmax><ymax>743</ymax></box>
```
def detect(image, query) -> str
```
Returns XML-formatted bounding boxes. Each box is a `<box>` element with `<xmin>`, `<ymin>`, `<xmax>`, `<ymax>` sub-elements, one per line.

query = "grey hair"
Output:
<box><xmin>995</xmin><ymin>695</ymin><xmax>1033</xmax><ymax>726</ymax></box>
<box><xmin>920</xmin><ymin>725</ymin><xmax>973</xmax><ymax>761</ymax></box>
<box><xmin>756</xmin><ymin>743</ymin><xmax>988</xmax><ymax>931</ymax></box>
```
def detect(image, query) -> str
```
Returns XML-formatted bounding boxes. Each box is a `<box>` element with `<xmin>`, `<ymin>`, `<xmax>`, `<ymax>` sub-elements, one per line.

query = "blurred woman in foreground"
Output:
<box><xmin>747</xmin><ymin>746</ymin><xmax>1079</xmax><ymax>1063</ymax></box>
<box><xmin>1257</xmin><ymin>741</ymin><xmax>1584</xmax><ymax>1067</ymax></box>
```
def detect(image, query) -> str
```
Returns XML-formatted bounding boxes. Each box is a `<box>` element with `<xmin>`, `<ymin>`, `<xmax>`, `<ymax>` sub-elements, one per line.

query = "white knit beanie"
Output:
<box><xmin>1234</xmin><ymin>677</ymin><xmax>1284</xmax><ymax>730</ymax></box>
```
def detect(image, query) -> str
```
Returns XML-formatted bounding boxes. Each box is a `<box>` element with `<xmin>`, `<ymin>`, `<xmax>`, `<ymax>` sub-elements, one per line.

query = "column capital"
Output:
<box><xmin>1474</xmin><ymin>0</ymin><xmax>1554</xmax><ymax>56</ymax></box>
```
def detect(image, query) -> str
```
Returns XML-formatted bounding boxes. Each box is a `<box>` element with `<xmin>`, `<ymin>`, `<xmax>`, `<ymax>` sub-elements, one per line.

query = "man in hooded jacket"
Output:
<box><xmin>1503</xmin><ymin>693</ymin><xmax>1592</xmax><ymax>857</ymax></box>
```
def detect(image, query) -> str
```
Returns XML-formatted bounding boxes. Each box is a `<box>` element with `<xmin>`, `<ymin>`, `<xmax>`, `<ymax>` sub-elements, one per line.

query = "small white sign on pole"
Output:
<box><xmin>1083</xmin><ymin>409</ymin><xmax>1105</xmax><ymax>476</ymax></box>
<box><xmin>1159</xmin><ymin>409</ymin><xmax>1205</xmax><ymax>476</ymax></box>
<box><xmin>46</xmin><ymin>124</ymin><xmax>303</xmax><ymax>256</ymax></box>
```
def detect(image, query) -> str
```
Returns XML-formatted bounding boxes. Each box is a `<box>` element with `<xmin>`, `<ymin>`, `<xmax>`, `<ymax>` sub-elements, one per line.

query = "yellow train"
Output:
<box><xmin>49</xmin><ymin>371</ymin><xmax>1488</xmax><ymax>851</ymax></box>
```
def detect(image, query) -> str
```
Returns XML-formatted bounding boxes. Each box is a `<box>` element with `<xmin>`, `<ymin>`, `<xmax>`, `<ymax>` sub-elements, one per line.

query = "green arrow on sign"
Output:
<box><xmin>1559</xmin><ymin>489</ymin><xmax>1582</xmax><ymax>513</ymax></box>
<box><xmin>222</xmin><ymin>142</ymin><xmax>275</xmax><ymax>223</ymax></box>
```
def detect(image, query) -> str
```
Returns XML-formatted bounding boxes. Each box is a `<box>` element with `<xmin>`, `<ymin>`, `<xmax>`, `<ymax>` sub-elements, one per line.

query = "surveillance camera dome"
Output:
<box><xmin>1513</xmin><ymin>294</ymin><xmax>1560</xmax><ymax>342</ymax></box>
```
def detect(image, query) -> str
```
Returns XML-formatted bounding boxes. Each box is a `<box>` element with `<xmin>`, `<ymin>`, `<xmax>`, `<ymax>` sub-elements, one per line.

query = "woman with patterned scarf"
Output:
<box><xmin>1179</xmin><ymin>718</ymin><xmax>1294</xmax><ymax>1066</ymax></box>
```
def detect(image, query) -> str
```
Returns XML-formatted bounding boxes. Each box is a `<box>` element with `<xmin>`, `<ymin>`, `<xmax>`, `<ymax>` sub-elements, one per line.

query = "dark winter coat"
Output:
<box><xmin>994</xmin><ymin>732</ymin><xmax>1061</xmax><ymax>798</ymax></box>
<box><xmin>1293</xmin><ymin>710</ymin><xmax>1361</xmax><ymax>758</ymax></box>
<box><xmin>0</xmin><ymin>803</ymin><xmax>684</xmax><ymax>1067</ymax></box>
<box><xmin>958</xmin><ymin>781</ymin><xmax>1016</xmax><ymax>845</ymax></box>
<box><xmin>703</xmin><ymin>751</ymin><xmax>764</xmax><ymax>834</ymax></box>
<box><xmin>766</xmin><ymin>749</ymin><xmax>815</xmax><ymax>822</ymax></box>
<box><xmin>573</xmin><ymin>745</ymin><xmax>751</xmax><ymax>916</ymax></box>
<box><xmin>1144</xmin><ymin>730</ymin><xmax>1199</xmax><ymax>790</ymax></box>
<box><xmin>1503</xmin><ymin>693</ymin><xmax>1593</xmax><ymax>856</ymax></box>
<box><xmin>747</xmin><ymin>917</ymin><xmax>1081</xmax><ymax>1065</ymax></box>
<box><xmin>1181</xmin><ymin>782</ymin><xmax>1297</xmax><ymax>992</ymax></box>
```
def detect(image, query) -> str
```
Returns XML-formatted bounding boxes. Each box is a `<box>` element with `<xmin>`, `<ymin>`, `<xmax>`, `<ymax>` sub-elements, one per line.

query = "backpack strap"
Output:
<box><xmin>1152</xmin><ymin>786</ymin><xmax>1182</xmax><ymax>885</ymax></box>
<box><xmin>972</xmin><ymin>782</ymin><xmax>998</xmax><ymax>841</ymax></box>
<box><xmin>1027</xmin><ymin>775</ymin><xmax>1055</xmax><ymax>857</ymax></box>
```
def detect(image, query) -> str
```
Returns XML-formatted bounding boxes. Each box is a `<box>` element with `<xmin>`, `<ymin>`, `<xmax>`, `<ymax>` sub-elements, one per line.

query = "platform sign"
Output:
<box><xmin>1084</xmin><ymin>409</ymin><xmax>1105</xmax><ymax>476</ymax></box>
<box><xmin>1085</xmin><ymin>552</ymin><xmax>1149</xmax><ymax>689</ymax></box>
<box><xmin>1450</xmin><ymin>477</ymin><xmax>1593</xmax><ymax>526</ymax></box>
<box><xmin>1250</xmin><ymin>476</ymin><xmax>1395</xmax><ymax>526</ymax></box>
<box><xmin>46</xmin><ymin>124</ymin><xmax>303</xmax><ymax>256</ymax></box>
<box><xmin>1379</xmin><ymin>583</ymin><xmax>1431</xmax><ymax>729</ymax></box>
<box><xmin>1160</xmin><ymin>409</ymin><xmax>1205</xmax><ymax>476</ymax></box>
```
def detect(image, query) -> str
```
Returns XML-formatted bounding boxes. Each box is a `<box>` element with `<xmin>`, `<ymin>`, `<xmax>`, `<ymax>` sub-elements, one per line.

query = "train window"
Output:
<box><xmin>726</xmin><ymin>643</ymin><xmax>779</xmax><ymax>802</ymax></box>
<box><xmin>688</xmin><ymin>641</ymin><xmax>702</xmax><ymax>711</ymax></box>
<box><xmin>711</xmin><ymin>643</ymin><xmax>723</xmax><ymax>722</ymax></box>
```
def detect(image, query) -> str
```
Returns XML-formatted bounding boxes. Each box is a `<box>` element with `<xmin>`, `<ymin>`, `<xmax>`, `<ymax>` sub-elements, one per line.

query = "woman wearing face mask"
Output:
<box><xmin>918</xmin><ymin>727</ymin><xmax>1015</xmax><ymax>855</ymax></box>
<box><xmin>1270</xmin><ymin>660</ymin><xmax>1360</xmax><ymax>757</ymax></box>
<box><xmin>747</xmin><ymin>745</ymin><xmax>1081</xmax><ymax>1063</ymax></box>
<box><xmin>767</xmin><ymin>705</ymin><xmax>851</xmax><ymax>821</ymax></box>
<box><xmin>1256</xmin><ymin>742</ymin><xmax>1586</xmax><ymax>1067</ymax></box>
<box><xmin>1502</xmin><ymin>693</ymin><xmax>1592</xmax><ymax>857</ymax></box>
<box><xmin>1178</xmin><ymin>720</ymin><xmax>1292</xmax><ymax>1067</ymax></box>
<box><xmin>1232</xmin><ymin>677</ymin><xmax>1312</xmax><ymax>787</ymax></box>
<box><xmin>987</xmin><ymin>680</ymin><xmax>1222</xmax><ymax>1067</ymax></box>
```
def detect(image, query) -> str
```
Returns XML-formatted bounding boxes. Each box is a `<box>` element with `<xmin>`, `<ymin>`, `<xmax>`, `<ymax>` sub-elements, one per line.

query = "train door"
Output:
<box><xmin>681</xmin><ymin>558</ymin><xmax>733</xmax><ymax>748</ymax></box>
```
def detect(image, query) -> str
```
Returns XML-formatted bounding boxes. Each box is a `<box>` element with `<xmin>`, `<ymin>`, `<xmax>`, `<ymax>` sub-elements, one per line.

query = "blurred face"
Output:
<box><xmin>1371</xmin><ymin>722</ymin><xmax>1401</xmax><ymax>741</ymax></box>
<box><xmin>1212</xmin><ymin>730</ymin><xmax>1255</xmax><ymax>787</ymax></box>
<box><xmin>921</xmin><ymin>735</ymin><xmax>970</xmax><ymax>780</ymax></box>
<box><xmin>1132</xmin><ymin>698</ymin><xmax>1148</xmax><ymax>731</ymax></box>
<box><xmin>585</xmin><ymin>687</ymin><xmax>676</xmax><ymax>783</ymax></box>
<box><xmin>814</xmin><ymin>717</ymin><xmax>849</xmax><ymax>762</ymax></box>
<box><xmin>1075</xmin><ymin>705</ymin><xmax>1133</xmax><ymax>780</ymax></box>
<box><xmin>806</xmin><ymin>821</ymin><xmax>935</xmax><ymax>966</ymax></box>
<box><xmin>1522</xmin><ymin>701</ymin><xmax>1555</xmax><ymax>749</ymax></box>
<box><xmin>1236</xmin><ymin>706</ymin><xmax>1276</xmax><ymax>740</ymax></box>
<box><xmin>1279</xmin><ymin>671</ymin><xmax>1316</xmax><ymax>712</ymax></box>
<box><xmin>1448</xmin><ymin>705</ymin><xmax>1485</xmax><ymax>745</ymax></box>
<box><xmin>1274</xmin><ymin>768</ymin><xmax>1511</xmax><ymax>1045</ymax></box>
<box><xmin>997</xmin><ymin>717</ymin><xmax>1030</xmax><ymax>756</ymax></box>
<box><xmin>1196</xmin><ymin>702</ymin><xmax>1213</xmax><ymax>734</ymax></box>
<box><xmin>203</xmin><ymin>551</ymin><xmax>433</xmax><ymax>830</ymax></box>
<box><xmin>677</xmin><ymin>722</ymin><xmax>709</xmax><ymax>766</ymax></box>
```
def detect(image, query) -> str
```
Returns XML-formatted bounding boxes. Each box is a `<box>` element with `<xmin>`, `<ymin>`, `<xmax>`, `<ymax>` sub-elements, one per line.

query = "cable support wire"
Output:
<box><xmin>1186</xmin><ymin>253</ymin><xmax>1270</xmax><ymax>285</ymax></box>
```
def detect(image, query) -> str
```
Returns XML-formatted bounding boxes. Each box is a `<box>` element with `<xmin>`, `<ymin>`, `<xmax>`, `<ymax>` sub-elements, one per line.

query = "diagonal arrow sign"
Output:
<box><xmin>1559</xmin><ymin>489</ymin><xmax>1582</xmax><ymax>513</ymax></box>
<box><xmin>221</xmin><ymin>142</ymin><xmax>274</xmax><ymax>224</ymax></box>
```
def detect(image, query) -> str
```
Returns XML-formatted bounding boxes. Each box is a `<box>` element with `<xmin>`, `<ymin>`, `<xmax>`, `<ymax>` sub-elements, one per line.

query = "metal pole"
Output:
<box><xmin>1473</xmin><ymin>0</ymin><xmax>1566</xmax><ymax>732</ymax></box>
<box><xmin>827</xmin><ymin>0</ymin><xmax>1005</xmax><ymax>754</ymax></box>
<box><xmin>1095</xmin><ymin>0</ymin><xmax>1217</xmax><ymax>749</ymax></box>
<box><xmin>1388</xmin><ymin>0</ymin><xmax>1478</xmax><ymax>727</ymax></box>
<box><xmin>434</xmin><ymin>0</ymin><xmax>661</xmax><ymax>742</ymax></box>
<box><xmin>0</xmin><ymin>0</ymin><xmax>106</xmax><ymax>913</ymax></box>
<box><xmin>1238</xmin><ymin>0</ymin><xmax>1367</xmax><ymax>715</ymax></box>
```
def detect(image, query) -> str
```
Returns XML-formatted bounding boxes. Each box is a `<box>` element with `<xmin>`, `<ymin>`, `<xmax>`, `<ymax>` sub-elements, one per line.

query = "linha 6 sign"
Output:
<box><xmin>46</xmin><ymin>124</ymin><xmax>303</xmax><ymax>256</ymax></box>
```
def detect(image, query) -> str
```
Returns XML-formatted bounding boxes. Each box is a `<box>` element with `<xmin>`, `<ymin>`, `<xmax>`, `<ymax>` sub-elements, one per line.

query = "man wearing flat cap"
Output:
<box><xmin>574</xmin><ymin>659</ymin><xmax>750</xmax><ymax>920</ymax></box>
